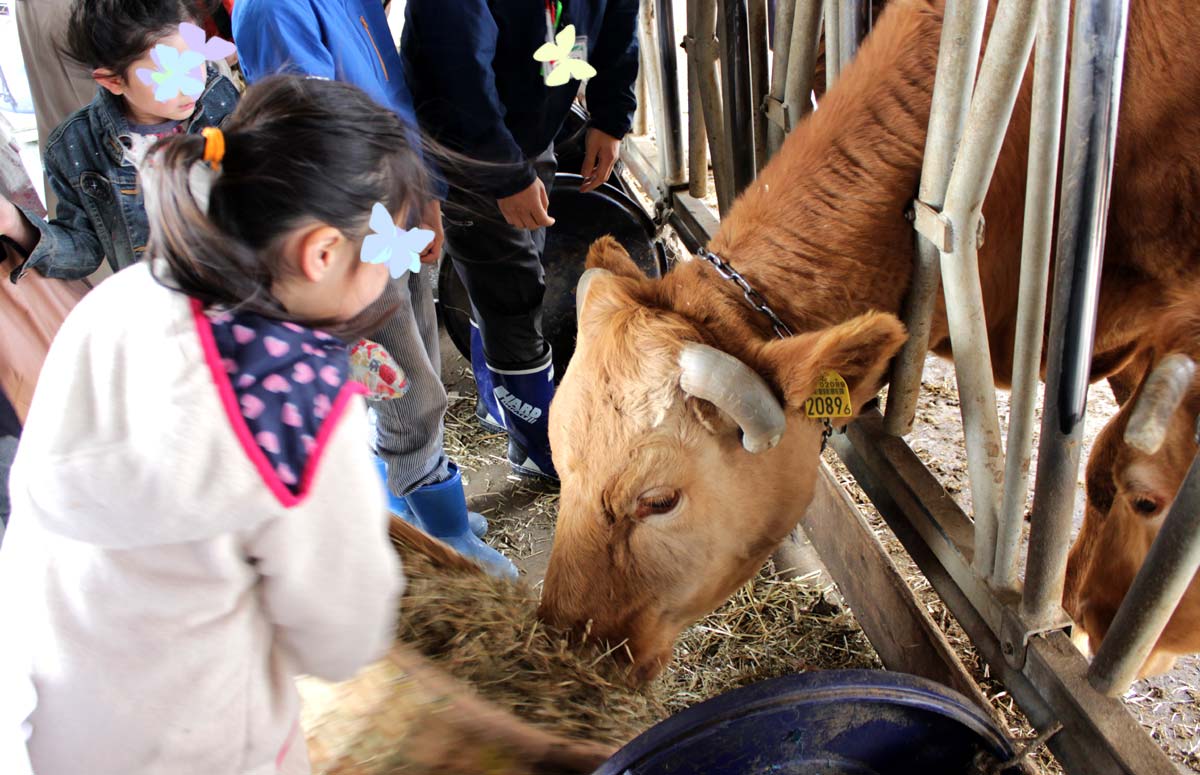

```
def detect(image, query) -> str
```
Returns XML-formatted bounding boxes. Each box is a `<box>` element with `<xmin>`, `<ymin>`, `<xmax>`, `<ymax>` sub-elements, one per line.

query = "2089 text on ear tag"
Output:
<box><xmin>803</xmin><ymin>371</ymin><xmax>853</xmax><ymax>419</ymax></box>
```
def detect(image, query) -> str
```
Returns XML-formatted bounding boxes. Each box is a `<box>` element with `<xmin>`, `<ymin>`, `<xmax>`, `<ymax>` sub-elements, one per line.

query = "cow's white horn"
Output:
<box><xmin>1125</xmin><ymin>353</ymin><xmax>1196</xmax><ymax>455</ymax></box>
<box><xmin>576</xmin><ymin>268</ymin><xmax>613</xmax><ymax>327</ymax></box>
<box><xmin>678</xmin><ymin>343</ymin><xmax>786</xmax><ymax>453</ymax></box>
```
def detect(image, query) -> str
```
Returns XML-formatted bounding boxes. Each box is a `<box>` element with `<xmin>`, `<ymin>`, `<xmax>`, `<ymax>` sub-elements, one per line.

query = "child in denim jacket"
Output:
<box><xmin>1</xmin><ymin>0</ymin><xmax>238</xmax><ymax>282</ymax></box>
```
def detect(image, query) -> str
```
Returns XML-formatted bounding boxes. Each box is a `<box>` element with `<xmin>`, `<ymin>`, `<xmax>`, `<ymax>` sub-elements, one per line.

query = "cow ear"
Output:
<box><xmin>758</xmin><ymin>312</ymin><xmax>907</xmax><ymax>415</ymax></box>
<box><xmin>586</xmin><ymin>235</ymin><xmax>648</xmax><ymax>279</ymax></box>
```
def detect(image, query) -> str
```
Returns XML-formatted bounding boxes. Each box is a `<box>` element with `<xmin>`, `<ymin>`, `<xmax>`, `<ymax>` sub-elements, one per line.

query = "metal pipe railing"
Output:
<box><xmin>1023</xmin><ymin>0</ymin><xmax>1131</xmax><ymax>627</ymax></box>
<box><xmin>688</xmin><ymin>0</ymin><xmax>735</xmax><ymax>213</ymax></box>
<box><xmin>937</xmin><ymin>0</ymin><xmax>1038</xmax><ymax>579</ymax></box>
<box><xmin>655</xmin><ymin>0</ymin><xmax>687</xmax><ymax>186</ymax></box>
<box><xmin>719</xmin><ymin>0</ymin><xmax>758</xmax><ymax>195</ymax></box>
<box><xmin>838</xmin><ymin>0</ymin><xmax>864</xmax><ymax>72</ymax></box>
<box><xmin>748</xmin><ymin>0</ymin><xmax>770</xmax><ymax>171</ymax></box>
<box><xmin>1089</xmin><ymin>444</ymin><xmax>1200</xmax><ymax>696</ymax></box>
<box><xmin>992</xmin><ymin>0</ymin><xmax>1070</xmax><ymax>590</ymax></box>
<box><xmin>883</xmin><ymin>0</ymin><xmax>987</xmax><ymax>437</ymax></box>
<box><xmin>685</xmin><ymin>0</ymin><xmax>710</xmax><ymax>198</ymax></box>
<box><xmin>766</xmin><ymin>0</ymin><xmax>798</xmax><ymax>156</ymax></box>
<box><xmin>783</xmin><ymin>0</ymin><xmax>823</xmax><ymax>133</ymax></box>
<box><xmin>823</xmin><ymin>0</ymin><xmax>841</xmax><ymax>89</ymax></box>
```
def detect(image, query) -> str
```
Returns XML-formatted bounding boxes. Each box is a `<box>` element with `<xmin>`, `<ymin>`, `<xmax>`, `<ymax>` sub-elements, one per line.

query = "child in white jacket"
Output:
<box><xmin>0</xmin><ymin>75</ymin><xmax>433</xmax><ymax>774</ymax></box>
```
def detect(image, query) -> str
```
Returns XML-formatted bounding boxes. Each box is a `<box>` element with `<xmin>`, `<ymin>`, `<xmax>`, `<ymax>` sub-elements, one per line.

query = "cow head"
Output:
<box><xmin>1066</xmin><ymin>300</ymin><xmax>1200</xmax><ymax>679</ymax></box>
<box><xmin>537</xmin><ymin>238</ymin><xmax>906</xmax><ymax>683</ymax></box>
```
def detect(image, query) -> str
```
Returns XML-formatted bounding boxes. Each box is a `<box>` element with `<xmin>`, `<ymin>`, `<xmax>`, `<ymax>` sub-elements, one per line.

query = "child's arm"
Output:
<box><xmin>584</xmin><ymin>0</ymin><xmax>641</xmax><ymax>143</ymax></box>
<box><xmin>244</xmin><ymin>401</ymin><xmax>404</xmax><ymax>682</ymax></box>
<box><xmin>3</xmin><ymin>154</ymin><xmax>109</xmax><ymax>281</ymax></box>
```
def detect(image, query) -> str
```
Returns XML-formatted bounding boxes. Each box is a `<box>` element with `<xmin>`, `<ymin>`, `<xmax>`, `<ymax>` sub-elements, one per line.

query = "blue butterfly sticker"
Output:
<box><xmin>135</xmin><ymin>44</ymin><xmax>206</xmax><ymax>103</ymax></box>
<box><xmin>361</xmin><ymin>203</ymin><xmax>433</xmax><ymax>279</ymax></box>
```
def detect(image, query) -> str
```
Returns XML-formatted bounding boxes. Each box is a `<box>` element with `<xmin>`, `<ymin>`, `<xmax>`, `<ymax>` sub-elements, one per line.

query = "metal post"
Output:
<box><xmin>1023</xmin><ymin>0</ymin><xmax>1131</xmax><ymax>627</ymax></box>
<box><xmin>766</xmin><ymin>0</ymin><xmax>797</xmax><ymax>155</ymax></box>
<box><xmin>748</xmin><ymin>0</ymin><xmax>770</xmax><ymax>171</ymax></box>
<box><xmin>718</xmin><ymin>0</ymin><xmax>757</xmax><ymax>195</ymax></box>
<box><xmin>1089</xmin><ymin>448</ymin><xmax>1200</xmax><ymax>696</ymax></box>
<box><xmin>883</xmin><ymin>0</ymin><xmax>987</xmax><ymax>437</ymax></box>
<box><xmin>937</xmin><ymin>0</ymin><xmax>1038</xmax><ymax>579</ymax></box>
<box><xmin>823</xmin><ymin>0</ymin><xmax>841</xmax><ymax>89</ymax></box>
<box><xmin>686</xmin><ymin>63</ymin><xmax>709</xmax><ymax>198</ymax></box>
<box><xmin>783</xmin><ymin>0</ymin><xmax>823</xmax><ymax>134</ymax></box>
<box><xmin>993</xmin><ymin>0</ymin><xmax>1070</xmax><ymax>589</ymax></box>
<box><xmin>838</xmin><ymin>0</ymin><xmax>863</xmax><ymax>71</ymax></box>
<box><xmin>688</xmin><ymin>0</ymin><xmax>735</xmax><ymax>213</ymax></box>
<box><xmin>655</xmin><ymin>0</ymin><xmax>687</xmax><ymax>185</ymax></box>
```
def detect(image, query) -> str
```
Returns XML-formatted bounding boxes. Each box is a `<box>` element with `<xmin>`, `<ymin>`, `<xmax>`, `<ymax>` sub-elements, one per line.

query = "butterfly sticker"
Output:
<box><xmin>135</xmin><ymin>44</ymin><xmax>206</xmax><ymax>103</ymax></box>
<box><xmin>533</xmin><ymin>24</ymin><xmax>596</xmax><ymax>87</ymax></box>
<box><xmin>179</xmin><ymin>22</ymin><xmax>237</xmax><ymax>62</ymax></box>
<box><xmin>360</xmin><ymin>203</ymin><xmax>434</xmax><ymax>279</ymax></box>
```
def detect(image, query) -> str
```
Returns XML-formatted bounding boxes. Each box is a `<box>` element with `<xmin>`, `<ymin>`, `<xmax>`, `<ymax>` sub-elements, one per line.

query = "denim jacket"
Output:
<box><xmin>10</xmin><ymin>68</ymin><xmax>239</xmax><ymax>283</ymax></box>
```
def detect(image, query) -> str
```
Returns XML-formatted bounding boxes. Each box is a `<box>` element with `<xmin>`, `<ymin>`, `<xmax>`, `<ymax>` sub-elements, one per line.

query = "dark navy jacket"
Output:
<box><xmin>400</xmin><ymin>0</ymin><xmax>639</xmax><ymax>197</ymax></box>
<box><xmin>11</xmin><ymin>69</ymin><xmax>238</xmax><ymax>282</ymax></box>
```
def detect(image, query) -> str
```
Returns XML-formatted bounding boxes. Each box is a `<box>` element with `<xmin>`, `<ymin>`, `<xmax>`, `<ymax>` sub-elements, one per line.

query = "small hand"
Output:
<box><xmin>418</xmin><ymin>199</ymin><xmax>445</xmax><ymax>264</ymax></box>
<box><xmin>497</xmin><ymin>178</ymin><xmax>555</xmax><ymax>231</ymax></box>
<box><xmin>579</xmin><ymin>128</ymin><xmax>621</xmax><ymax>193</ymax></box>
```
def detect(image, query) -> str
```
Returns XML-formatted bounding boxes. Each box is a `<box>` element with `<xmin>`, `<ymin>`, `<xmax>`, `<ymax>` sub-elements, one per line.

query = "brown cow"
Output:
<box><xmin>1066</xmin><ymin>293</ymin><xmax>1200</xmax><ymax>679</ymax></box>
<box><xmin>539</xmin><ymin>0</ymin><xmax>1200</xmax><ymax>683</ymax></box>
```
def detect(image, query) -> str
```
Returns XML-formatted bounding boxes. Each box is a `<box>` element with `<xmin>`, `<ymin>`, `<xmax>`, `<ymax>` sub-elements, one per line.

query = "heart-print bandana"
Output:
<box><xmin>205</xmin><ymin>308</ymin><xmax>349</xmax><ymax>494</ymax></box>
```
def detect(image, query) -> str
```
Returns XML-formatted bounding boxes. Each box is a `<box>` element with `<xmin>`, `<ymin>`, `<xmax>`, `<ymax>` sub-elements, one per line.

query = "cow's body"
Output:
<box><xmin>539</xmin><ymin>0</ymin><xmax>1200</xmax><ymax>681</ymax></box>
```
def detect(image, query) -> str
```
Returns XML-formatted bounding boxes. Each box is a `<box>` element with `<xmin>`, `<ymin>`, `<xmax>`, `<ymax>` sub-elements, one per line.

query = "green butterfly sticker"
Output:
<box><xmin>534</xmin><ymin>24</ymin><xmax>596</xmax><ymax>87</ymax></box>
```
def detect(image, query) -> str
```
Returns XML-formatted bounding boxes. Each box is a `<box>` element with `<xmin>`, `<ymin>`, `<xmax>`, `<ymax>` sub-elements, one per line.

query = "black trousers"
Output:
<box><xmin>444</xmin><ymin>146</ymin><xmax>558</xmax><ymax>371</ymax></box>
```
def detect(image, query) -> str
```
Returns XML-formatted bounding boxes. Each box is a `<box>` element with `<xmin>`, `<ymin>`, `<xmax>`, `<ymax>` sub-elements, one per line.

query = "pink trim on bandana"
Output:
<box><xmin>191</xmin><ymin>299</ymin><xmax>366</xmax><ymax>508</ymax></box>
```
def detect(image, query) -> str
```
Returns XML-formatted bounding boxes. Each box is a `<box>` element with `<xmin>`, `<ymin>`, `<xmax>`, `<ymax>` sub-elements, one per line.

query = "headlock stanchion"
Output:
<box><xmin>620</xmin><ymin>0</ymin><xmax>1183</xmax><ymax>771</ymax></box>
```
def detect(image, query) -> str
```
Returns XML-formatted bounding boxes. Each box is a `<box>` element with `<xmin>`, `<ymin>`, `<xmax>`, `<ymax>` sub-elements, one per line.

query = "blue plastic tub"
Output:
<box><xmin>595</xmin><ymin>670</ymin><xmax>1017</xmax><ymax>775</ymax></box>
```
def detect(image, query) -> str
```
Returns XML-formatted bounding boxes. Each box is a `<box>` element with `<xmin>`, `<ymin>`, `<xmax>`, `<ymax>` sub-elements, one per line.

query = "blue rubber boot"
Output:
<box><xmin>369</xmin><ymin>410</ymin><xmax>487</xmax><ymax>538</ymax></box>
<box><xmin>492</xmin><ymin>350</ymin><xmax>558</xmax><ymax>481</ymax></box>
<box><xmin>470</xmin><ymin>322</ymin><xmax>505</xmax><ymax>434</ymax></box>
<box><xmin>404</xmin><ymin>464</ymin><xmax>518</xmax><ymax>579</ymax></box>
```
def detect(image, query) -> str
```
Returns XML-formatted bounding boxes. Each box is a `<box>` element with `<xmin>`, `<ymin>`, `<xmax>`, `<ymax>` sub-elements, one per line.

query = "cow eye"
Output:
<box><xmin>635</xmin><ymin>488</ymin><xmax>681</xmax><ymax>519</ymax></box>
<box><xmin>1132</xmin><ymin>496</ymin><xmax>1162</xmax><ymax>516</ymax></box>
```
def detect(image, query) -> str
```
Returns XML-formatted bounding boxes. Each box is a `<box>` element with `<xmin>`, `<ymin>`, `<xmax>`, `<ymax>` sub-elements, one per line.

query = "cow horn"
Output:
<box><xmin>678</xmin><ymin>343</ymin><xmax>786</xmax><ymax>453</ymax></box>
<box><xmin>1125</xmin><ymin>353</ymin><xmax>1196</xmax><ymax>455</ymax></box>
<box><xmin>575</xmin><ymin>268</ymin><xmax>613</xmax><ymax>327</ymax></box>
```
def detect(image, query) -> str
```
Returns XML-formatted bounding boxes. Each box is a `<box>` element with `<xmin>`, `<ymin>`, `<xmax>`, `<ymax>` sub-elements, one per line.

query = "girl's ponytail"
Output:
<box><xmin>142</xmin><ymin>75</ymin><xmax>431</xmax><ymax>337</ymax></box>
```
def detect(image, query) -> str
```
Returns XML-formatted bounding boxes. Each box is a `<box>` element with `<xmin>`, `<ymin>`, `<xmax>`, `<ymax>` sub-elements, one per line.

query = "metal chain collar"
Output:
<box><xmin>693</xmin><ymin>247</ymin><xmax>834</xmax><ymax>450</ymax></box>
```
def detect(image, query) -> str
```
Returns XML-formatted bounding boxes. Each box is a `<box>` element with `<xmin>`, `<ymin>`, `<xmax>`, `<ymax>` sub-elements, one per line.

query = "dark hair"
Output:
<box><xmin>65</xmin><ymin>0</ymin><xmax>193</xmax><ymax>77</ymax></box>
<box><xmin>143</xmin><ymin>75</ymin><xmax>429</xmax><ymax>339</ymax></box>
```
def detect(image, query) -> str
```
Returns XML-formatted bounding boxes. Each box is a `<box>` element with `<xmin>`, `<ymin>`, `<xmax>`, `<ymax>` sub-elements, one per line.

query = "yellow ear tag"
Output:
<box><xmin>803</xmin><ymin>371</ymin><xmax>853</xmax><ymax>419</ymax></box>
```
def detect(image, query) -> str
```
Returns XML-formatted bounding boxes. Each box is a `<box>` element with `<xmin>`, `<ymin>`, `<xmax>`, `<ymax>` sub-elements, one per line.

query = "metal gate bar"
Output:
<box><xmin>833</xmin><ymin>410</ymin><xmax>1180</xmax><ymax>775</ymax></box>
<box><xmin>718</xmin><ymin>0</ymin><xmax>758</xmax><ymax>194</ymax></box>
<box><xmin>823</xmin><ymin>0</ymin><xmax>841</xmax><ymax>87</ymax></box>
<box><xmin>993</xmin><ymin>0</ymin><xmax>1070</xmax><ymax>589</ymax></box>
<box><xmin>883</xmin><ymin>0</ymin><xmax>987</xmax><ymax>436</ymax></box>
<box><xmin>933</xmin><ymin>0</ymin><xmax>1039</xmax><ymax>579</ymax></box>
<box><xmin>1023</xmin><ymin>0</ymin><xmax>1131</xmax><ymax>628</ymax></box>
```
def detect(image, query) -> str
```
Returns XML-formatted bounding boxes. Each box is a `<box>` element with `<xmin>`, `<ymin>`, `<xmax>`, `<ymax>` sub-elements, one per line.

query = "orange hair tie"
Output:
<box><xmin>201</xmin><ymin>127</ymin><xmax>226</xmax><ymax>170</ymax></box>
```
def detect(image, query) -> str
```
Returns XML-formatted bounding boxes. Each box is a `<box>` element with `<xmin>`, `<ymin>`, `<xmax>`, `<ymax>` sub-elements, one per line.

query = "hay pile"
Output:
<box><xmin>303</xmin><ymin>515</ymin><xmax>884</xmax><ymax>775</ymax></box>
<box><xmin>391</xmin><ymin>519</ymin><xmax>664</xmax><ymax>747</ymax></box>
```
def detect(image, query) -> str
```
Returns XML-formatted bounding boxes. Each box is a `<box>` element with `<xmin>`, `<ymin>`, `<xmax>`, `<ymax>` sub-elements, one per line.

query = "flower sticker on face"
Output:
<box><xmin>534</xmin><ymin>24</ymin><xmax>597</xmax><ymax>87</ymax></box>
<box><xmin>360</xmin><ymin>203</ymin><xmax>434</xmax><ymax>279</ymax></box>
<box><xmin>179</xmin><ymin>22</ymin><xmax>237</xmax><ymax>61</ymax></box>
<box><xmin>136</xmin><ymin>44</ymin><xmax>206</xmax><ymax>102</ymax></box>
<box><xmin>135</xmin><ymin>24</ymin><xmax>236</xmax><ymax>104</ymax></box>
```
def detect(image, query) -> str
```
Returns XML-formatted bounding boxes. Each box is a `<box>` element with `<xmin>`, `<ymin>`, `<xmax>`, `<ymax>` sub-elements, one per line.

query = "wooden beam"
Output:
<box><xmin>800</xmin><ymin>460</ymin><xmax>996</xmax><ymax>715</ymax></box>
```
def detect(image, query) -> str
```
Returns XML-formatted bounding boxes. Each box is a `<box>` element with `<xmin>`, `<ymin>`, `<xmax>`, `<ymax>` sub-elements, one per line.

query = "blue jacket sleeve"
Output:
<box><xmin>14</xmin><ymin>154</ymin><xmax>106</xmax><ymax>281</ymax></box>
<box><xmin>585</xmin><ymin>0</ymin><xmax>640</xmax><ymax>139</ymax></box>
<box><xmin>232</xmin><ymin>1</ymin><xmax>337</xmax><ymax>84</ymax></box>
<box><xmin>403</xmin><ymin>0</ymin><xmax>536</xmax><ymax>199</ymax></box>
